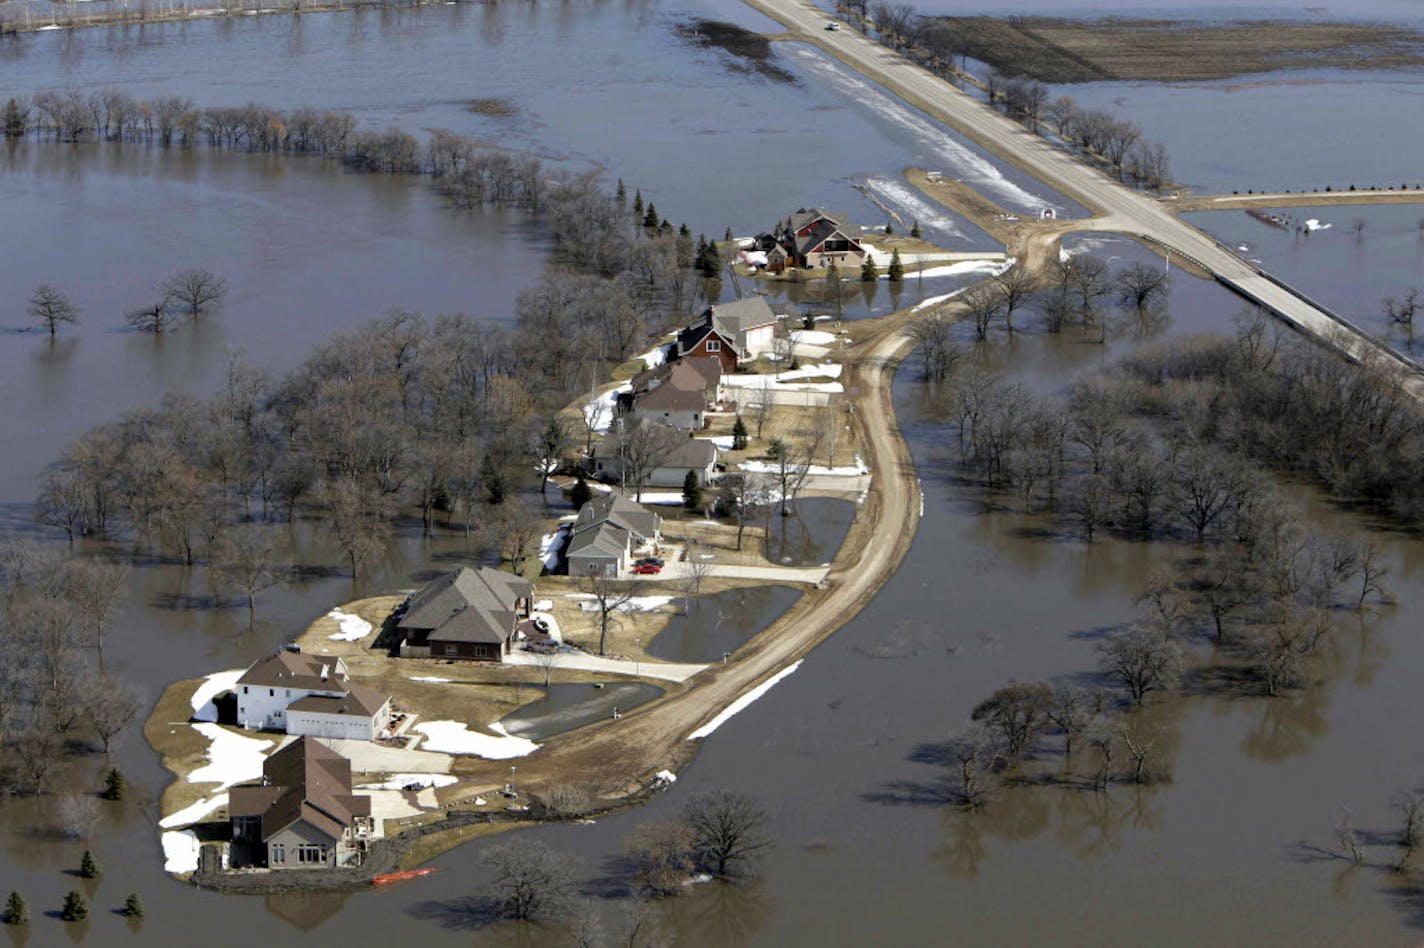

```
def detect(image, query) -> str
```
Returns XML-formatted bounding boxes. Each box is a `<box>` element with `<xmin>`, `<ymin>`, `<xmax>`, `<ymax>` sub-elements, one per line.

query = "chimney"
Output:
<box><xmin>320</xmin><ymin>664</ymin><xmax>329</xmax><ymax>681</ymax></box>
<box><xmin>284</xmin><ymin>643</ymin><xmax>301</xmax><ymax>654</ymax></box>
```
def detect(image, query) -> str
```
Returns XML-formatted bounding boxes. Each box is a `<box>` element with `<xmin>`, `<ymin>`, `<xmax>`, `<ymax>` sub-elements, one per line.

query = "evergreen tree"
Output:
<box><xmin>910</xmin><ymin>219</ymin><xmax>921</xmax><ymax>238</ymax></box>
<box><xmin>861</xmin><ymin>257</ymin><xmax>879</xmax><ymax>282</ymax></box>
<box><xmin>678</xmin><ymin>222</ymin><xmax>690</xmax><ymax>237</ymax></box>
<box><xmin>885</xmin><ymin>221</ymin><xmax>894</xmax><ymax>235</ymax></box>
<box><xmin>122</xmin><ymin>893</ymin><xmax>144</xmax><ymax>919</ymax></box>
<box><xmin>632</xmin><ymin>190</ymin><xmax>643</xmax><ymax>223</ymax></box>
<box><xmin>888</xmin><ymin>248</ymin><xmax>905</xmax><ymax>282</ymax></box>
<box><xmin>731</xmin><ymin>417</ymin><xmax>749</xmax><ymax>451</ymax></box>
<box><xmin>60</xmin><ymin>891</ymin><xmax>87</xmax><ymax>922</ymax></box>
<box><xmin>643</xmin><ymin>202</ymin><xmax>659</xmax><ymax>230</ymax></box>
<box><xmin>2</xmin><ymin>99</ymin><xmax>27</xmax><ymax>140</ymax></box>
<box><xmin>102</xmin><ymin>768</ymin><xmax>125</xmax><ymax>801</ymax></box>
<box><xmin>570</xmin><ymin>472</ymin><xmax>593</xmax><ymax>510</ymax></box>
<box><xmin>682</xmin><ymin>470</ymin><xmax>703</xmax><ymax>511</ymax></box>
<box><xmin>79</xmin><ymin>851</ymin><xmax>101</xmax><ymax>879</ymax></box>
<box><xmin>480</xmin><ymin>453</ymin><xmax>506</xmax><ymax>505</ymax></box>
<box><xmin>724</xmin><ymin>226</ymin><xmax>734</xmax><ymax>242</ymax></box>
<box><xmin>2</xmin><ymin>892</ymin><xmax>27</xmax><ymax>926</ymax></box>
<box><xmin>615</xmin><ymin>179</ymin><xmax>627</xmax><ymax>210</ymax></box>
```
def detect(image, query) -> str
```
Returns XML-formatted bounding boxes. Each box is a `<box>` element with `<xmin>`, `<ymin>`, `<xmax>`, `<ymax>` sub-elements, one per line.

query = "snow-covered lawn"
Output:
<box><xmin>190</xmin><ymin>669</ymin><xmax>243</xmax><ymax>723</ymax></box>
<box><xmin>790</xmin><ymin>329</ymin><xmax>838</xmax><ymax>346</ymax></box>
<box><xmin>567</xmin><ymin>594</ymin><xmax>675</xmax><ymax>613</ymax></box>
<box><xmin>159</xmin><ymin>792</ymin><xmax>230</xmax><ymax>829</ymax></box>
<box><xmin>413</xmin><ymin>721</ymin><xmax>540</xmax><ymax>758</ymax></box>
<box><xmin>410</xmin><ymin>675</ymin><xmax>452</xmax><ymax>684</ymax></box>
<box><xmin>583</xmin><ymin>384</ymin><xmax>630</xmax><ymax>434</ymax></box>
<box><xmin>739</xmin><ymin>454</ymin><xmax>869</xmax><ymax>477</ymax></box>
<box><xmin>189</xmin><ymin>724</ymin><xmax>275</xmax><ymax>791</ymax></box>
<box><xmin>636</xmin><ymin>491</ymin><xmax>691</xmax><ymax>506</ymax></box>
<box><xmin>540</xmin><ymin>526</ymin><xmax>570</xmax><ymax>570</ymax></box>
<box><xmin>635</xmin><ymin>342</ymin><xmax>672</xmax><ymax>369</ymax></box>
<box><xmin>328</xmin><ymin>608</ymin><xmax>373</xmax><ymax>642</ymax></box>
<box><xmin>357</xmin><ymin>773</ymin><xmax>460</xmax><ymax>791</ymax></box>
<box><xmin>688</xmin><ymin>661</ymin><xmax>803</xmax><ymax>740</ymax></box>
<box><xmin>698</xmin><ymin>435</ymin><xmax>736</xmax><ymax>450</ymax></box>
<box><xmin>721</xmin><ymin>363</ymin><xmax>844</xmax><ymax>395</ymax></box>
<box><xmin>162</xmin><ymin>830</ymin><xmax>201</xmax><ymax>874</ymax></box>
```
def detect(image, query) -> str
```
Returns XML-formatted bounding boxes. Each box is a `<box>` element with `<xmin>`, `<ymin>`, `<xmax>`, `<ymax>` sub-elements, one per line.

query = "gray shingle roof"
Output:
<box><xmin>399</xmin><ymin>566</ymin><xmax>533</xmax><ymax>645</ymax></box>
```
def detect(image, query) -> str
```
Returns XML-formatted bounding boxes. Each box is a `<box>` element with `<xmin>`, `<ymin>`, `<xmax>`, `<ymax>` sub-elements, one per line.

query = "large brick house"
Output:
<box><xmin>395</xmin><ymin>566</ymin><xmax>533</xmax><ymax>662</ymax></box>
<box><xmin>229</xmin><ymin>737</ymin><xmax>374</xmax><ymax>870</ymax></box>
<box><xmin>757</xmin><ymin>208</ymin><xmax>866</xmax><ymax>273</ymax></box>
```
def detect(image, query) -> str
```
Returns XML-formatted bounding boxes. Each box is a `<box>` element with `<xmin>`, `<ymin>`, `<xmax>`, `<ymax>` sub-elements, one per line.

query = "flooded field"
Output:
<box><xmin>1186</xmin><ymin>203</ymin><xmax>1424</xmax><ymax>355</ymax></box>
<box><xmin>2</xmin><ymin>0</ymin><xmax>1424</xmax><ymax>942</ymax></box>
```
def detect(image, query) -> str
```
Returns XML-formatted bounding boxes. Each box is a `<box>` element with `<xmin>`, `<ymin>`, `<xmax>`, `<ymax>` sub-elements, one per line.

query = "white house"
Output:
<box><xmin>236</xmin><ymin>649</ymin><xmax>393</xmax><ymax>741</ymax></box>
<box><xmin>648</xmin><ymin>438</ymin><xmax>719</xmax><ymax>488</ymax></box>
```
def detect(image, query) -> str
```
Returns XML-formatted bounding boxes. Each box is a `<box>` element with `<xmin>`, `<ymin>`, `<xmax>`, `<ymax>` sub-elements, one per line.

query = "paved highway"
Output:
<box><xmin>747</xmin><ymin>0</ymin><xmax>1424</xmax><ymax>397</ymax></box>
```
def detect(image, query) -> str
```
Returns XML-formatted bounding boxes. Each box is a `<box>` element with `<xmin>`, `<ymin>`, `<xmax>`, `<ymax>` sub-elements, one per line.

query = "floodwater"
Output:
<box><xmin>0</xmin><ymin>140</ymin><xmax>546</xmax><ymax>504</ymax></box>
<box><xmin>645</xmin><ymin>584</ymin><xmax>800</xmax><ymax>663</ymax></box>
<box><xmin>498</xmin><ymin>681</ymin><xmax>664</xmax><ymax>740</ymax></box>
<box><xmin>763</xmin><ymin>496</ymin><xmax>855</xmax><ymax>566</ymax></box>
<box><xmin>1185</xmin><ymin>204</ymin><xmax>1424</xmax><ymax>356</ymax></box>
<box><xmin>2</xmin><ymin>0</ymin><xmax>1424</xmax><ymax>943</ymax></box>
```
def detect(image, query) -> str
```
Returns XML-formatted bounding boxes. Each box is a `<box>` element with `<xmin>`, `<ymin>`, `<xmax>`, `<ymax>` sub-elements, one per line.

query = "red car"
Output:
<box><xmin>632</xmin><ymin>563</ymin><xmax>662</xmax><ymax>575</ymax></box>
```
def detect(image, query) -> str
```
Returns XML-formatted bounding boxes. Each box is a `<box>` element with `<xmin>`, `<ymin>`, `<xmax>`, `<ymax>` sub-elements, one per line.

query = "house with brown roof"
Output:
<box><xmin>620</xmin><ymin>357</ymin><xmax>724</xmax><ymax>430</ymax></box>
<box><xmin>396</xmin><ymin>566</ymin><xmax>533</xmax><ymax>662</ymax></box>
<box><xmin>675</xmin><ymin>297</ymin><xmax>778</xmax><ymax>368</ymax></box>
<box><xmin>229</xmin><ymin>736</ymin><xmax>374</xmax><ymax>869</ymax></box>
<box><xmin>757</xmin><ymin>208</ymin><xmax>866</xmax><ymax>273</ymax></box>
<box><xmin>237</xmin><ymin>649</ymin><xmax>393</xmax><ymax>741</ymax></box>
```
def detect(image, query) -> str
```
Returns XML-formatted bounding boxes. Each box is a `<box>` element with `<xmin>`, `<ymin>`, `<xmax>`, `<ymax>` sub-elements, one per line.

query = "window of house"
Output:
<box><xmin>706</xmin><ymin>339</ymin><xmax>720</xmax><ymax>352</ymax></box>
<box><xmin>271</xmin><ymin>843</ymin><xmax>285</xmax><ymax>864</ymax></box>
<box><xmin>242</xmin><ymin>686</ymin><xmax>248</xmax><ymax>694</ymax></box>
<box><xmin>297</xmin><ymin>844</ymin><xmax>327</xmax><ymax>864</ymax></box>
<box><xmin>443</xmin><ymin>645</ymin><xmax>459</xmax><ymax>656</ymax></box>
<box><xmin>268</xmin><ymin>689</ymin><xmax>274</xmax><ymax>697</ymax></box>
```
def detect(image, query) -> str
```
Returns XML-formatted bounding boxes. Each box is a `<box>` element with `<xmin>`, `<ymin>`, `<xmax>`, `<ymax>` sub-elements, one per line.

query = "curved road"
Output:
<box><xmin>746</xmin><ymin>0</ymin><xmax>1424</xmax><ymax>398</ymax></box>
<box><xmin>448</xmin><ymin>322</ymin><xmax>922</xmax><ymax>801</ymax></box>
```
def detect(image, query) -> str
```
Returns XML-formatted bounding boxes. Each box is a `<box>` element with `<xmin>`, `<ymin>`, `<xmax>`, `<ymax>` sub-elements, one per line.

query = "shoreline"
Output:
<box><xmin>0</xmin><ymin>0</ymin><xmax>456</xmax><ymax>35</ymax></box>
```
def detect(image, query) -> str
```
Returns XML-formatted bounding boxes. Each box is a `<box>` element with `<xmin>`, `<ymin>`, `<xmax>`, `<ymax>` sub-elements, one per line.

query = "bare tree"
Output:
<box><xmin>717</xmin><ymin>472</ymin><xmax>770</xmax><ymax>552</ymax></box>
<box><xmin>942</xmin><ymin>722</ymin><xmax>1003</xmax><ymax>808</ymax></box>
<box><xmin>624</xmin><ymin>820</ymin><xmax>697</xmax><ymax>896</ymax></box>
<box><xmin>490</xmin><ymin>499</ymin><xmax>543</xmax><ymax>574</ymax></box>
<box><xmin>610</xmin><ymin>420</ymin><xmax>685</xmax><ymax>501</ymax></box>
<box><xmin>1336</xmin><ymin>807</ymin><xmax>1365</xmax><ymax>865</ymax></box>
<box><xmin>907</xmin><ymin>309</ymin><xmax>962</xmax><ymax>382</ymax></box>
<box><xmin>326</xmin><ymin>480</ymin><xmax>393</xmax><ymax>579</ymax></box>
<box><xmin>530</xmin><ymin>646</ymin><xmax>560</xmax><ymax>689</ymax></box>
<box><xmin>27</xmin><ymin>284</ymin><xmax>80</xmax><ymax>337</ymax></box>
<box><xmin>211</xmin><ymin>525</ymin><xmax>290</xmax><ymax>625</ymax></box>
<box><xmin>481</xmin><ymin>841</ymin><xmax>579</xmax><ymax>922</ymax></box>
<box><xmin>992</xmin><ymin>266</ymin><xmax>1037</xmax><ymax>334</ymax></box>
<box><xmin>581</xmin><ymin>567</ymin><xmax>635</xmax><ymax>656</ymax></box>
<box><xmin>55</xmin><ymin>792</ymin><xmax>103</xmax><ymax>840</ymax></box>
<box><xmin>528</xmin><ymin>415</ymin><xmax>574</xmax><ymax>504</ymax></box>
<box><xmin>970</xmin><ymin>681</ymin><xmax>1053</xmax><ymax>762</ymax></box>
<box><xmin>65</xmin><ymin>558</ymin><xmax>126</xmax><ymax>660</ymax></box>
<box><xmin>84</xmin><ymin>677</ymin><xmax>142</xmax><ymax>755</ymax></box>
<box><xmin>764</xmin><ymin>433</ymin><xmax>821</xmax><ymax>516</ymax></box>
<box><xmin>1114</xmin><ymin>262</ymin><xmax>1170</xmax><ymax>322</ymax></box>
<box><xmin>681</xmin><ymin>789</ymin><xmax>772</xmax><ymax>879</ymax></box>
<box><xmin>1097</xmin><ymin>624</ymin><xmax>1182</xmax><ymax>705</ymax></box>
<box><xmin>160</xmin><ymin>269</ymin><xmax>228</xmax><ymax>316</ymax></box>
<box><xmin>1384</xmin><ymin>288</ymin><xmax>1419</xmax><ymax>346</ymax></box>
<box><xmin>1357</xmin><ymin>540</ymin><xmax>1390</xmax><ymax>611</ymax></box>
<box><xmin>124</xmin><ymin>298</ymin><xmax>178</xmax><ymax>334</ymax></box>
<box><xmin>1396</xmin><ymin>792</ymin><xmax>1424</xmax><ymax>872</ymax></box>
<box><xmin>961</xmin><ymin>282</ymin><xmax>1002</xmax><ymax>342</ymax></box>
<box><xmin>678</xmin><ymin>540</ymin><xmax>714</xmax><ymax>613</ymax></box>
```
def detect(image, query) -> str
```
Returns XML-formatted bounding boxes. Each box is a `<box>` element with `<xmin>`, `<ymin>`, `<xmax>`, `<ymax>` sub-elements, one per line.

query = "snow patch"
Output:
<box><xmin>862</xmin><ymin>175</ymin><xmax>968</xmax><ymax>242</ymax></box>
<box><xmin>739</xmin><ymin>455</ymin><xmax>868</xmax><ymax>477</ymax></box>
<box><xmin>540</xmin><ymin>526</ymin><xmax>569</xmax><ymax>570</ymax></box>
<box><xmin>652</xmin><ymin>770</ymin><xmax>678</xmax><ymax>787</ymax></box>
<box><xmin>414</xmin><ymin>721</ymin><xmax>539</xmax><ymax>758</ymax></box>
<box><xmin>784</xmin><ymin>48</ymin><xmax>1059</xmax><ymax>215</ymax></box>
<box><xmin>162</xmin><ymin>830</ymin><xmax>201</xmax><ymax>874</ymax></box>
<box><xmin>583</xmin><ymin>384</ymin><xmax>630</xmax><ymax>433</ymax></box>
<box><xmin>567</xmin><ymin>594</ymin><xmax>675</xmax><ymax>613</ymax></box>
<box><xmin>160</xmin><ymin>792</ymin><xmax>230</xmax><ymax>829</ymax></box>
<box><xmin>790</xmin><ymin>329</ymin><xmax>837</xmax><ymax>345</ymax></box>
<box><xmin>698</xmin><ymin>435</ymin><xmax>736</xmax><ymax>450</ymax></box>
<box><xmin>190</xmin><ymin>669</ymin><xmax>242</xmax><ymax>723</ymax></box>
<box><xmin>358</xmin><ymin>773</ymin><xmax>460</xmax><ymax>791</ymax></box>
<box><xmin>636</xmin><ymin>343</ymin><xmax>672</xmax><ymax>369</ymax></box>
<box><xmin>189</xmin><ymin>723</ymin><xmax>275</xmax><ymax>791</ymax></box>
<box><xmin>911</xmin><ymin>260</ymin><xmax>1011</xmax><ymax>280</ymax></box>
<box><xmin>327</xmin><ymin>608</ymin><xmax>372</xmax><ymax>642</ymax></box>
<box><xmin>1305</xmin><ymin>218</ymin><xmax>1332</xmax><ymax>231</ymax></box>
<box><xmin>410</xmin><ymin>676</ymin><xmax>452</xmax><ymax>684</ymax></box>
<box><xmin>688</xmin><ymin>661</ymin><xmax>803</xmax><ymax>740</ymax></box>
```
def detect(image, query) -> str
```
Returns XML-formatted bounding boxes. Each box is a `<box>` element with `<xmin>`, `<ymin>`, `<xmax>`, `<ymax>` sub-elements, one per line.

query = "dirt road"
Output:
<box><xmin>446</xmin><ymin>318</ymin><xmax>923</xmax><ymax>806</ymax></box>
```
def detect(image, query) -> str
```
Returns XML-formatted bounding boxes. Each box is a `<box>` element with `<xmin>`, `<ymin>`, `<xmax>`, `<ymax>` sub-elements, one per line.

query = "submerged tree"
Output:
<box><xmin>27</xmin><ymin>284</ymin><xmax>80</xmax><ymax>337</ymax></box>
<box><xmin>681</xmin><ymin>789</ymin><xmax>772</xmax><ymax>879</ymax></box>
<box><xmin>159</xmin><ymin>269</ymin><xmax>228</xmax><ymax>316</ymax></box>
<box><xmin>481</xmin><ymin>841</ymin><xmax>579</xmax><ymax>922</ymax></box>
